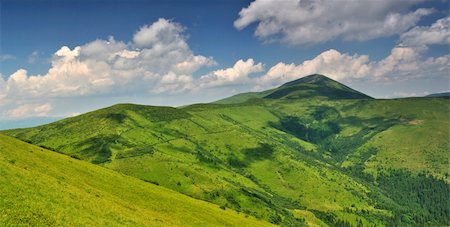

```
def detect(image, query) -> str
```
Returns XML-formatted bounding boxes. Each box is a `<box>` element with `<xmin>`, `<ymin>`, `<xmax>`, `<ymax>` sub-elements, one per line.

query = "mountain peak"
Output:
<box><xmin>280</xmin><ymin>74</ymin><xmax>331</xmax><ymax>87</ymax></box>
<box><xmin>264</xmin><ymin>74</ymin><xmax>372</xmax><ymax>100</ymax></box>
<box><xmin>214</xmin><ymin>74</ymin><xmax>372</xmax><ymax>104</ymax></box>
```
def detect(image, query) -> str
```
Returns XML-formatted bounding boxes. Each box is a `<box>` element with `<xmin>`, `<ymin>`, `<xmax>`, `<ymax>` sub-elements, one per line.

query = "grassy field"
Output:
<box><xmin>0</xmin><ymin>134</ymin><xmax>272</xmax><ymax>226</ymax></box>
<box><xmin>4</xmin><ymin>74</ymin><xmax>449</xmax><ymax>226</ymax></box>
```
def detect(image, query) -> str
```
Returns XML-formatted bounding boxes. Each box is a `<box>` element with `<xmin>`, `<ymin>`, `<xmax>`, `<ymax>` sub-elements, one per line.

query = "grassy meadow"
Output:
<box><xmin>0</xmin><ymin>134</ymin><xmax>272</xmax><ymax>226</ymax></box>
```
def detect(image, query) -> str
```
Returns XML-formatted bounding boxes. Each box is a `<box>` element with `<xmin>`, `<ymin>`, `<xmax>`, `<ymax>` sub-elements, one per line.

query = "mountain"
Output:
<box><xmin>426</xmin><ymin>92</ymin><xmax>450</xmax><ymax>97</ymax></box>
<box><xmin>4</xmin><ymin>74</ymin><xmax>449</xmax><ymax>226</ymax></box>
<box><xmin>0</xmin><ymin>134</ymin><xmax>270</xmax><ymax>226</ymax></box>
<box><xmin>215</xmin><ymin>74</ymin><xmax>371</xmax><ymax>104</ymax></box>
<box><xmin>265</xmin><ymin>74</ymin><xmax>372</xmax><ymax>100</ymax></box>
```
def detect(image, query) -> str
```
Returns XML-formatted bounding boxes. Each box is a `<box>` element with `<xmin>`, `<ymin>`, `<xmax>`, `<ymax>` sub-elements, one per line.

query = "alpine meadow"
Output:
<box><xmin>1</xmin><ymin>0</ymin><xmax>449</xmax><ymax>226</ymax></box>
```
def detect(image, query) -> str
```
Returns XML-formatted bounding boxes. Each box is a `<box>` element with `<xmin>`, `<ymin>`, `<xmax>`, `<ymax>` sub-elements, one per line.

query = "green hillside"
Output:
<box><xmin>4</xmin><ymin>74</ymin><xmax>449</xmax><ymax>226</ymax></box>
<box><xmin>215</xmin><ymin>74</ymin><xmax>371</xmax><ymax>104</ymax></box>
<box><xmin>214</xmin><ymin>91</ymin><xmax>269</xmax><ymax>104</ymax></box>
<box><xmin>0</xmin><ymin>133</ymin><xmax>271</xmax><ymax>226</ymax></box>
<box><xmin>264</xmin><ymin>74</ymin><xmax>372</xmax><ymax>100</ymax></box>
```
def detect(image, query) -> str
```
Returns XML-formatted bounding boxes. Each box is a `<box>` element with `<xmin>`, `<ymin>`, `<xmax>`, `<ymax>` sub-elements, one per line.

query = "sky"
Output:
<box><xmin>0</xmin><ymin>0</ymin><xmax>449</xmax><ymax>129</ymax></box>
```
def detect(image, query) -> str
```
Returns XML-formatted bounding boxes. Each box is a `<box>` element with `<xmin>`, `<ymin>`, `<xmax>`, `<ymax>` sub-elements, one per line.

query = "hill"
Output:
<box><xmin>0</xmin><ymin>133</ymin><xmax>271</xmax><ymax>226</ymax></box>
<box><xmin>215</xmin><ymin>74</ymin><xmax>371</xmax><ymax>104</ymax></box>
<box><xmin>6</xmin><ymin>103</ymin><xmax>373</xmax><ymax>226</ymax></box>
<box><xmin>4</xmin><ymin>75</ymin><xmax>449</xmax><ymax>226</ymax></box>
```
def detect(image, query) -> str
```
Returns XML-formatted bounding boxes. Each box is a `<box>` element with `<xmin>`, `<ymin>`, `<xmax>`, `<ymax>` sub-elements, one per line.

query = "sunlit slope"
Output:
<box><xmin>0</xmin><ymin>134</ymin><xmax>271</xmax><ymax>226</ymax></box>
<box><xmin>5</xmin><ymin>103</ymin><xmax>389</xmax><ymax>226</ymax></box>
<box><xmin>337</xmin><ymin>98</ymin><xmax>449</xmax><ymax>177</ymax></box>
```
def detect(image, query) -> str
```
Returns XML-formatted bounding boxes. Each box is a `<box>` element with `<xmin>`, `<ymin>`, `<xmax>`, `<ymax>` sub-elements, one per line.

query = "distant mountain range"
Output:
<box><xmin>2</xmin><ymin>74</ymin><xmax>449</xmax><ymax>226</ymax></box>
<box><xmin>426</xmin><ymin>92</ymin><xmax>450</xmax><ymax>97</ymax></box>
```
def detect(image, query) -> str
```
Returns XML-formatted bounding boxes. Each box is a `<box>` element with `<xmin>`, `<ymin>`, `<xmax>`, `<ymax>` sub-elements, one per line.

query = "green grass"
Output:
<box><xmin>337</xmin><ymin>98</ymin><xmax>449</xmax><ymax>178</ymax></box>
<box><xmin>0</xmin><ymin>133</ymin><xmax>272</xmax><ymax>226</ymax></box>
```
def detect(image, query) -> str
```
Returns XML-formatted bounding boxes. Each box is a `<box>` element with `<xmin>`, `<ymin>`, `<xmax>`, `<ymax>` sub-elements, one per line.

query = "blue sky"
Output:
<box><xmin>0</xmin><ymin>0</ymin><xmax>449</xmax><ymax>129</ymax></box>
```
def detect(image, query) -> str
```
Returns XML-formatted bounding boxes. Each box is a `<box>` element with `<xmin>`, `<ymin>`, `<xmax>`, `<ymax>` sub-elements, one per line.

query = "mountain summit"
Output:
<box><xmin>265</xmin><ymin>74</ymin><xmax>371</xmax><ymax>100</ymax></box>
<box><xmin>280</xmin><ymin>74</ymin><xmax>335</xmax><ymax>86</ymax></box>
<box><xmin>215</xmin><ymin>74</ymin><xmax>372</xmax><ymax>104</ymax></box>
<box><xmin>281</xmin><ymin>74</ymin><xmax>340</xmax><ymax>87</ymax></box>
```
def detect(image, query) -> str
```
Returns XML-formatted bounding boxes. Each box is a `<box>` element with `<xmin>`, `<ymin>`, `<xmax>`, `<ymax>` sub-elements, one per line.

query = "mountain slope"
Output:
<box><xmin>264</xmin><ymin>74</ymin><xmax>372</xmax><ymax>100</ymax></box>
<box><xmin>0</xmin><ymin>133</ymin><xmax>271</xmax><ymax>226</ymax></box>
<box><xmin>215</xmin><ymin>74</ymin><xmax>371</xmax><ymax>104</ymax></box>
<box><xmin>214</xmin><ymin>91</ymin><xmax>270</xmax><ymax>104</ymax></box>
<box><xmin>6</xmin><ymin>103</ymin><xmax>382</xmax><ymax>226</ymax></box>
<box><xmin>4</xmin><ymin>75</ymin><xmax>449</xmax><ymax>226</ymax></box>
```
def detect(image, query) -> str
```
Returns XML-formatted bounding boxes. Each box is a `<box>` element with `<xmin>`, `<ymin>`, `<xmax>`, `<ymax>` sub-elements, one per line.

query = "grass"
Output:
<box><xmin>0</xmin><ymin>133</ymin><xmax>272</xmax><ymax>226</ymax></box>
<box><xmin>338</xmin><ymin>98</ymin><xmax>449</xmax><ymax>178</ymax></box>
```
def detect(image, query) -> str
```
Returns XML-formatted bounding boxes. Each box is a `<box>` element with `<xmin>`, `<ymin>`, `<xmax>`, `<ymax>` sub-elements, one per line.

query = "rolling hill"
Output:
<box><xmin>0</xmin><ymin>133</ymin><xmax>271</xmax><ymax>226</ymax></box>
<box><xmin>4</xmin><ymin>74</ymin><xmax>449</xmax><ymax>226</ymax></box>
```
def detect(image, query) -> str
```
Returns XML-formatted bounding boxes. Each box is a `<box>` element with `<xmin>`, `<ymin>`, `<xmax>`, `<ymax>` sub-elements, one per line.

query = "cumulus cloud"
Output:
<box><xmin>256</xmin><ymin>47</ymin><xmax>450</xmax><ymax>89</ymax></box>
<box><xmin>6</xmin><ymin>103</ymin><xmax>52</xmax><ymax>119</ymax></box>
<box><xmin>235</xmin><ymin>0</ymin><xmax>432</xmax><ymax>45</ymax></box>
<box><xmin>399</xmin><ymin>16</ymin><xmax>450</xmax><ymax>47</ymax></box>
<box><xmin>256</xmin><ymin>49</ymin><xmax>371</xmax><ymax>87</ymax></box>
<box><xmin>199</xmin><ymin>58</ymin><xmax>264</xmax><ymax>88</ymax></box>
<box><xmin>133</xmin><ymin>18</ymin><xmax>187</xmax><ymax>50</ymax></box>
<box><xmin>0</xmin><ymin>18</ymin><xmax>215</xmax><ymax>102</ymax></box>
<box><xmin>152</xmin><ymin>72</ymin><xmax>194</xmax><ymax>93</ymax></box>
<box><xmin>0</xmin><ymin>18</ymin><xmax>217</xmax><ymax>119</ymax></box>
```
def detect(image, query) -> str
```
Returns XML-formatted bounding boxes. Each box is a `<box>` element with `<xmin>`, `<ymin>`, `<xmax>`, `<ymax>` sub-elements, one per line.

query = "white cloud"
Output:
<box><xmin>6</xmin><ymin>103</ymin><xmax>52</xmax><ymax>119</ymax></box>
<box><xmin>0</xmin><ymin>75</ymin><xmax>6</xmax><ymax>102</ymax></box>
<box><xmin>257</xmin><ymin>49</ymin><xmax>371</xmax><ymax>88</ymax></box>
<box><xmin>0</xmin><ymin>18</ymin><xmax>216</xmax><ymax>119</ymax></box>
<box><xmin>256</xmin><ymin>47</ymin><xmax>450</xmax><ymax>89</ymax></box>
<box><xmin>152</xmin><ymin>72</ymin><xmax>194</xmax><ymax>93</ymax></box>
<box><xmin>199</xmin><ymin>58</ymin><xmax>264</xmax><ymax>88</ymax></box>
<box><xmin>373</xmin><ymin>47</ymin><xmax>450</xmax><ymax>80</ymax></box>
<box><xmin>133</xmin><ymin>18</ymin><xmax>186</xmax><ymax>49</ymax></box>
<box><xmin>235</xmin><ymin>0</ymin><xmax>432</xmax><ymax>45</ymax></box>
<box><xmin>0</xmin><ymin>18</ymin><xmax>215</xmax><ymax>100</ymax></box>
<box><xmin>399</xmin><ymin>16</ymin><xmax>450</xmax><ymax>47</ymax></box>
